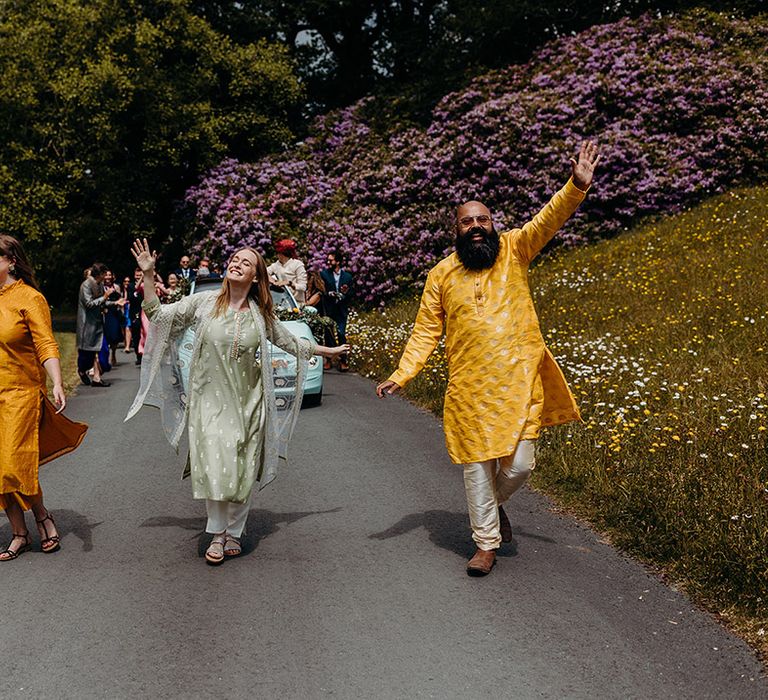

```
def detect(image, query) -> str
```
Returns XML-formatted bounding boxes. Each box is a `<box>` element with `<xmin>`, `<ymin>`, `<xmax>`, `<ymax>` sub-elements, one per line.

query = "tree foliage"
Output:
<box><xmin>193</xmin><ymin>0</ymin><xmax>766</xmax><ymax>115</ymax></box>
<box><xmin>0</xmin><ymin>0</ymin><xmax>303</xmax><ymax>302</ymax></box>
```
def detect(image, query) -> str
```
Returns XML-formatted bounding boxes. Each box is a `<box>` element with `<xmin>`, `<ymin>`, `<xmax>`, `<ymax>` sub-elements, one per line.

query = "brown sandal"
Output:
<box><xmin>223</xmin><ymin>535</ymin><xmax>242</xmax><ymax>558</ymax></box>
<box><xmin>0</xmin><ymin>532</ymin><xmax>32</xmax><ymax>561</ymax></box>
<box><xmin>36</xmin><ymin>512</ymin><xmax>61</xmax><ymax>553</ymax></box>
<box><xmin>205</xmin><ymin>534</ymin><xmax>226</xmax><ymax>565</ymax></box>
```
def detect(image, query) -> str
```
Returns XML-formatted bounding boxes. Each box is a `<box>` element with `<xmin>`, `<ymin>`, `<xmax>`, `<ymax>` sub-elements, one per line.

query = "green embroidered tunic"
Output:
<box><xmin>188</xmin><ymin>308</ymin><xmax>266</xmax><ymax>503</ymax></box>
<box><xmin>130</xmin><ymin>293</ymin><xmax>315</xmax><ymax>493</ymax></box>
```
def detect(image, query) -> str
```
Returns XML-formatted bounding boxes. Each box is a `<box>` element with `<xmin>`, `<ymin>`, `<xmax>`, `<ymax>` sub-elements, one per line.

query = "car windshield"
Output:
<box><xmin>192</xmin><ymin>276</ymin><xmax>298</xmax><ymax>309</ymax></box>
<box><xmin>270</xmin><ymin>286</ymin><xmax>297</xmax><ymax>311</ymax></box>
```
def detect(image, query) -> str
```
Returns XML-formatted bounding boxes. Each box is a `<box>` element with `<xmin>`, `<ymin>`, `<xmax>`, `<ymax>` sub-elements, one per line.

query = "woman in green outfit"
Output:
<box><xmin>126</xmin><ymin>239</ymin><xmax>349</xmax><ymax>565</ymax></box>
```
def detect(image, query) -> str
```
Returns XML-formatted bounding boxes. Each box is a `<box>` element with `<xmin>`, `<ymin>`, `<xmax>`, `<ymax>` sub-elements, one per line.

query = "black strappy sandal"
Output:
<box><xmin>36</xmin><ymin>512</ymin><xmax>61</xmax><ymax>553</ymax></box>
<box><xmin>0</xmin><ymin>532</ymin><xmax>32</xmax><ymax>561</ymax></box>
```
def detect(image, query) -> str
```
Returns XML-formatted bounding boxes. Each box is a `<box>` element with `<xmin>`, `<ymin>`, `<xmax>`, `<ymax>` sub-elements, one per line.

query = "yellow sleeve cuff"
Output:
<box><xmin>388</xmin><ymin>370</ymin><xmax>410</xmax><ymax>387</ymax></box>
<box><xmin>38</xmin><ymin>349</ymin><xmax>61</xmax><ymax>365</ymax></box>
<box><xmin>566</xmin><ymin>177</ymin><xmax>590</xmax><ymax>196</ymax></box>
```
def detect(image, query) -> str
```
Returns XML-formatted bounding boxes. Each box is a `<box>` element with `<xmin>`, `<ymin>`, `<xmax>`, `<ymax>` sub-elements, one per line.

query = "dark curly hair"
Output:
<box><xmin>0</xmin><ymin>235</ymin><xmax>40</xmax><ymax>291</ymax></box>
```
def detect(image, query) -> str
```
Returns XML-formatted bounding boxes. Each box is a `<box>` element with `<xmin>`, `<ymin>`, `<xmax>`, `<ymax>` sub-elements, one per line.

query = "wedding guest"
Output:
<box><xmin>321</xmin><ymin>250</ymin><xmax>354</xmax><ymax>371</ymax></box>
<box><xmin>164</xmin><ymin>272</ymin><xmax>183</xmax><ymax>304</ymax></box>
<box><xmin>306</xmin><ymin>270</ymin><xmax>335</xmax><ymax>350</ymax></box>
<box><xmin>0</xmin><ymin>235</ymin><xmax>87</xmax><ymax>561</ymax></box>
<box><xmin>174</xmin><ymin>254</ymin><xmax>196</xmax><ymax>291</ymax></box>
<box><xmin>305</xmin><ymin>270</ymin><xmax>325</xmax><ymax>311</ymax></box>
<box><xmin>267</xmin><ymin>239</ymin><xmax>307</xmax><ymax>304</ymax></box>
<box><xmin>377</xmin><ymin>142</ymin><xmax>600</xmax><ymax>576</ymax></box>
<box><xmin>102</xmin><ymin>269</ymin><xmax>124</xmax><ymax>366</ymax></box>
<box><xmin>121</xmin><ymin>275</ymin><xmax>133</xmax><ymax>352</ymax></box>
<box><xmin>196</xmin><ymin>258</ymin><xmax>211</xmax><ymax>279</ymax></box>
<box><xmin>76</xmin><ymin>262</ymin><xmax>124</xmax><ymax>387</ymax></box>
<box><xmin>97</xmin><ymin>332</ymin><xmax>111</xmax><ymax>375</ymax></box>
<box><xmin>137</xmin><ymin>272</ymin><xmax>166</xmax><ymax>356</ymax></box>
<box><xmin>127</xmin><ymin>268</ymin><xmax>144</xmax><ymax>364</ymax></box>
<box><xmin>126</xmin><ymin>239</ymin><xmax>349</xmax><ymax>565</ymax></box>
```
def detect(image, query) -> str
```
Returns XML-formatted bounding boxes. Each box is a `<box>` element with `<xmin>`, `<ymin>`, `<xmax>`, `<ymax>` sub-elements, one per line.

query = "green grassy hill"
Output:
<box><xmin>348</xmin><ymin>185</ymin><xmax>768</xmax><ymax>655</ymax></box>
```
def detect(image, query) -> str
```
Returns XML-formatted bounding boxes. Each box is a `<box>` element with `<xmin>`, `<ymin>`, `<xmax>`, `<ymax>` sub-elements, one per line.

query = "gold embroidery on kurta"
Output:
<box><xmin>390</xmin><ymin>179</ymin><xmax>587</xmax><ymax>463</ymax></box>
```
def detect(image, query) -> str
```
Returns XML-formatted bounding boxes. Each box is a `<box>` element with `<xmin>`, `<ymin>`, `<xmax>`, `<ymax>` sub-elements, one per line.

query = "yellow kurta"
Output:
<box><xmin>389</xmin><ymin>179</ymin><xmax>586</xmax><ymax>464</ymax></box>
<box><xmin>0</xmin><ymin>280</ymin><xmax>87</xmax><ymax>510</ymax></box>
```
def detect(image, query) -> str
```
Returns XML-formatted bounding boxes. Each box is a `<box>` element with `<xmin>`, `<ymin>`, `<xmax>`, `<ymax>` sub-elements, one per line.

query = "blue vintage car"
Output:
<box><xmin>177</xmin><ymin>276</ymin><xmax>324</xmax><ymax>407</ymax></box>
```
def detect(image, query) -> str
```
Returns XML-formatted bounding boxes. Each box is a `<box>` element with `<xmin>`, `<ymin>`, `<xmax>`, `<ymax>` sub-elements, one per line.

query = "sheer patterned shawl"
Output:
<box><xmin>125</xmin><ymin>291</ymin><xmax>314</xmax><ymax>490</ymax></box>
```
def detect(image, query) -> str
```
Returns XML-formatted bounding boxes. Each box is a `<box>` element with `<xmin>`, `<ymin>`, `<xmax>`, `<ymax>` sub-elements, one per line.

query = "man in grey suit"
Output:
<box><xmin>76</xmin><ymin>262</ymin><xmax>124</xmax><ymax>387</ymax></box>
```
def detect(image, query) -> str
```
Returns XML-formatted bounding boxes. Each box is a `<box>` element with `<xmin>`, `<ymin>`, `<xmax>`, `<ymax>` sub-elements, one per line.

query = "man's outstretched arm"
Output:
<box><xmin>513</xmin><ymin>140</ymin><xmax>600</xmax><ymax>264</ymax></box>
<box><xmin>377</xmin><ymin>270</ymin><xmax>444</xmax><ymax>398</ymax></box>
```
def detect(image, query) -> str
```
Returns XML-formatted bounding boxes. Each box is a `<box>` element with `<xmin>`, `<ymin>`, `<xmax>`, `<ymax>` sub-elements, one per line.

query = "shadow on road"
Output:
<box><xmin>368</xmin><ymin>509</ymin><xmax>513</xmax><ymax>558</ymax></box>
<box><xmin>140</xmin><ymin>507</ymin><xmax>341</xmax><ymax>557</ymax></box>
<box><xmin>0</xmin><ymin>509</ymin><xmax>102</xmax><ymax>552</ymax></box>
<box><xmin>369</xmin><ymin>510</ymin><xmax>559</xmax><ymax>558</ymax></box>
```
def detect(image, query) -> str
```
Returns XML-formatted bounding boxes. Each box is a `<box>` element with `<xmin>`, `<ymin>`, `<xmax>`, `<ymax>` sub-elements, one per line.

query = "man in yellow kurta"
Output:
<box><xmin>377</xmin><ymin>141</ymin><xmax>600</xmax><ymax>576</ymax></box>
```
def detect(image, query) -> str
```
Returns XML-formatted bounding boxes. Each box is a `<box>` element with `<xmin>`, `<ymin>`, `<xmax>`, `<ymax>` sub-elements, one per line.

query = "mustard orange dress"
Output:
<box><xmin>0</xmin><ymin>280</ymin><xmax>87</xmax><ymax>510</ymax></box>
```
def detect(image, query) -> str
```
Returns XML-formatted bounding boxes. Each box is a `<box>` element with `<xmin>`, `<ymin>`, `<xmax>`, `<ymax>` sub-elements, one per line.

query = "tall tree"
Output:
<box><xmin>0</xmin><ymin>0</ymin><xmax>303</xmax><ymax>303</ymax></box>
<box><xmin>194</xmin><ymin>0</ymin><xmax>767</xmax><ymax>114</ymax></box>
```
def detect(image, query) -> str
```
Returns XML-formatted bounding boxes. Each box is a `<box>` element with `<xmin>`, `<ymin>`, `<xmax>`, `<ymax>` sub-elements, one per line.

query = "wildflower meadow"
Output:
<box><xmin>347</xmin><ymin>185</ymin><xmax>768</xmax><ymax>652</ymax></box>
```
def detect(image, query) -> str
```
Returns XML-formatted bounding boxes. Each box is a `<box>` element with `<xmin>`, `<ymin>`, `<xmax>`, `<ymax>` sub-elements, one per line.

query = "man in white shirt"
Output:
<box><xmin>267</xmin><ymin>239</ymin><xmax>307</xmax><ymax>304</ymax></box>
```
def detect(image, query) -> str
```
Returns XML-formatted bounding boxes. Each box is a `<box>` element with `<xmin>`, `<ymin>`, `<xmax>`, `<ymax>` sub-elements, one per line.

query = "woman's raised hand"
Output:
<box><xmin>131</xmin><ymin>238</ymin><xmax>157</xmax><ymax>273</ymax></box>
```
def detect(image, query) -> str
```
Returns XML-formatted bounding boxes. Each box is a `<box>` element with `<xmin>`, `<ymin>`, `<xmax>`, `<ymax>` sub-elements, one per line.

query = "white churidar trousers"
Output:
<box><xmin>205</xmin><ymin>498</ymin><xmax>250</xmax><ymax>537</ymax></box>
<box><xmin>462</xmin><ymin>439</ymin><xmax>536</xmax><ymax>551</ymax></box>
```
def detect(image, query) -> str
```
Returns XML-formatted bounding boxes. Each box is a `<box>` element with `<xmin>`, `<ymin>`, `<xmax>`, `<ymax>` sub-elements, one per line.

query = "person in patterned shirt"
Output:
<box><xmin>377</xmin><ymin>141</ymin><xmax>600</xmax><ymax>576</ymax></box>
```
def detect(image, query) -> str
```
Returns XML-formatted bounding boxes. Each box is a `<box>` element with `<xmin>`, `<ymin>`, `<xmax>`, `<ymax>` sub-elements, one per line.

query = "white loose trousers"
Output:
<box><xmin>205</xmin><ymin>498</ymin><xmax>251</xmax><ymax>537</ymax></box>
<box><xmin>462</xmin><ymin>439</ymin><xmax>536</xmax><ymax>551</ymax></box>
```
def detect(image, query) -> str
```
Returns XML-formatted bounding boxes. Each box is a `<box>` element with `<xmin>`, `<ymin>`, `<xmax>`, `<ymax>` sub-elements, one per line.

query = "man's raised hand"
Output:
<box><xmin>570</xmin><ymin>140</ymin><xmax>600</xmax><ymax>191</ymax></box>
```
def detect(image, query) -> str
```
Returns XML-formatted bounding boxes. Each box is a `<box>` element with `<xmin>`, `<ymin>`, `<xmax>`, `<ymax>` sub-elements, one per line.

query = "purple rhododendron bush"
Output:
<box><xmin>184</xmin><ymin>11</ymin><xmax>768</xmax><ymax>305</ymax></box>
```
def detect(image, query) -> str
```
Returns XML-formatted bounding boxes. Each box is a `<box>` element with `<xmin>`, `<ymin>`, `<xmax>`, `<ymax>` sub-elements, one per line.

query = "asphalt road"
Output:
<box><xmin>1</xmin><ymin>359</ymin><xmax>765</xmax><ymax>699</ymax></box>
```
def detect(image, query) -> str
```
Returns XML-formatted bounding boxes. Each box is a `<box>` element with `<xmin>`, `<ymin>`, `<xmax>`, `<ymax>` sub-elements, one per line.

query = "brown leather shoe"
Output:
<box><xmin>323</xmin><ymin>359</ymin><xmax>332</xmax><ymax>370</ymax></box>
<box><xmin>466</xmin><ymin>548</ymin><xmax>496</xmax><ymax>576</ymax></box>
<box><xmin>499</xmin><ymin>505</ymin><xmax>512</xmax><ymax>543</ymax></box>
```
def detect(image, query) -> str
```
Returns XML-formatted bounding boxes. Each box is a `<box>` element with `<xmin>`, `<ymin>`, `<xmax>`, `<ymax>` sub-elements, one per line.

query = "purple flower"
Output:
<box><xmin>183</xmin><ymin>13</ymin><xmax>768</xmax><ymax>304</ymax></box>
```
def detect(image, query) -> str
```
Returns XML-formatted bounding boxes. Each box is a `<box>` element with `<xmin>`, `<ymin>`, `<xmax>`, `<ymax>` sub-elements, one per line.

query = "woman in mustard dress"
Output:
<box><xmin>0</xmin><ymin>235</ymin><xmax>88</xmax><ymax>561</ymax></box>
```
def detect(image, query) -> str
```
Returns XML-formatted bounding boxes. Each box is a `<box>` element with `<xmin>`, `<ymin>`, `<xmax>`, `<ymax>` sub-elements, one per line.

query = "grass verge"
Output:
<box><xmin>48</xmin><ymin>331</ymin><xmax>81</xmax><ymax>398</ymax></box>
<box><xmin>347</xmin><ymin>185</ymin><xmax>768</xmax><ymax>658</ymax></box>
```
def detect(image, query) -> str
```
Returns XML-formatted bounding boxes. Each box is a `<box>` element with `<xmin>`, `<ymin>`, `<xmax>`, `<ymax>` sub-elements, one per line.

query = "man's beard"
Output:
<box><xmin>455</xmin><ymin>226</ymin><xmax>500</xmax><ymax>270</ymax></box>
